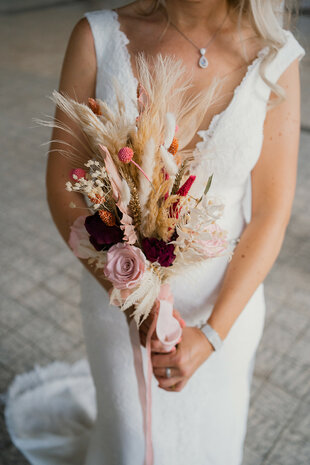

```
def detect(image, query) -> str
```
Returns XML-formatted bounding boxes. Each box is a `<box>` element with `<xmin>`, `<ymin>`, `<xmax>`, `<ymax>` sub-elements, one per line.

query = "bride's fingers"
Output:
<box><xmin>156</xmin><ymin>375</ymin><xmax>183</xmax><ymax>389</ymax></box>
<box><xmin>153</xmin><ymin>367</ymin><xmax>179</xmax><ymax>378</ymax></box>
<box><xmin>162</xmin><ymin>378</ymin><xmax>188</xmax><ymax>392</ymax></box>
<box><xmin>140</xmin><ymin>332</ymin><xmax>175</xmax><ymax>352</ymax></box>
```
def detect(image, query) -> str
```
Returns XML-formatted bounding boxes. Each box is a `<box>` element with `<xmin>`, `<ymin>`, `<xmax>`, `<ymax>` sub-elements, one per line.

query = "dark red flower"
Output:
<box><xmin>85</xmin><ymin>212</ymin><xmax>123</xmax><ymax>251</ymax></box>
<box><xmin>142</xmin><ymin>237</ymin><xmax>176</xmax><ymax>267</ymax></box>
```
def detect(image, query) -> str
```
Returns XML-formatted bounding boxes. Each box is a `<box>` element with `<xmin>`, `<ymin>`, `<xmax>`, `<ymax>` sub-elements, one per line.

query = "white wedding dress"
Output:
<box><xmin>4</xmin><ymin>9</ymin><xmax>305</xmax><ymax>465</ymax></box>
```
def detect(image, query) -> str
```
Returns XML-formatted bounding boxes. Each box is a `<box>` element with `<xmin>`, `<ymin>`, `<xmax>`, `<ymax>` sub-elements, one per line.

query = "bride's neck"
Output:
<box><xmin>164</xmin><ymin>0</ymin><xmax>230</xmax><ymax>30</ymax></box>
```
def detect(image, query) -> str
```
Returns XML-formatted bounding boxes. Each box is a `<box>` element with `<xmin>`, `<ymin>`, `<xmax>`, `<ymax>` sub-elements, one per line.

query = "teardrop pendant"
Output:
<box><xmin>198</xmin><ymin>54</ymin><xmax>208</xmax><ymax>69</ymax></box>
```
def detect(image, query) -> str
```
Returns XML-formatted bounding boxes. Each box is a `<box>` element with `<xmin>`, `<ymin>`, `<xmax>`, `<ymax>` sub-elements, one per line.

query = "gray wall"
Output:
<box><xmin>0</xmin><ymin>0</ymin><xmax>132</xmax><ymax>14</ymax></box>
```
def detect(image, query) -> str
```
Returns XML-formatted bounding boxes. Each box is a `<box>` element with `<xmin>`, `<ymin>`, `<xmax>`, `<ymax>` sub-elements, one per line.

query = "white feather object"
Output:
<box><xmin>159</xmin><ymin>145</ymin><xmax>178</xmax><ymax>176</ymax></box>
<box><xmin>118</xmin><ymin>268</ymin><xmax>161</xmax><ymax>327</ymax></box>
<box><xmin>164</xmin><ymin>112</ymin><xmax>176</xmax><ymax>148</ymax></box>
<box><xmin>120</xmin><ymin>178</ymin><xmax>131</xmax><ymax>208</ymax></box>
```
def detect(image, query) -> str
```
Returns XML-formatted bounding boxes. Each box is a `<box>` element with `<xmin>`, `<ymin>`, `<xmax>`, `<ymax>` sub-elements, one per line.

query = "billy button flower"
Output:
<box><xmin>70</xmin><ymin>168</ymin><xmax>86</xmax><ymax>181</ymax></box>
<box><xmin>118</xmin><ymin>147</ymin><xmax>155</xmax><ymax>191</ymax></box>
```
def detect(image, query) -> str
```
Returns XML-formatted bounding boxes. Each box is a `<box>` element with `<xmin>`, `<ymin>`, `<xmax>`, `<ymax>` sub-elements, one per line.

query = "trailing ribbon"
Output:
<box><xmin>129</xmin><ymin>284</ymin><xmax>183</xmax><ymax>465</ymax></box>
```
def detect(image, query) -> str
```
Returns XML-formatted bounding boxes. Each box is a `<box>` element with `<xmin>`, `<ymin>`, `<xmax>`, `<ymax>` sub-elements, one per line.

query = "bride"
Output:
<box><xmin>4</xmin><ymin>1</ymin><xmax>305</xmax><ymax>464</ymax></box>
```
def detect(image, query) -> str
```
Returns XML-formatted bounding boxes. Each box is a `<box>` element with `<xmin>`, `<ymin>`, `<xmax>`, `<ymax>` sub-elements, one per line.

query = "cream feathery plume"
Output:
<box><xmin>120</xmin><ymin>178</ymin><xmax>131</xmax><ymax>208</ymax></box>
<box><xmin>159</xmin><ymin>145</ymin><xmax>178</xmax><ymax>176</ymax></box>
<box><xmin>116</xmin><ymin>267</ymin><xmax>162</xmax><ymax>327</ymax></box>
<box><xmin>34</xmin><ymin>116</ymin><xmax>94</xmax><ymax>165</ymax></box>
<box><xmin>133</xmin><ymin>54</ymin><xmax>220</xmax><ymax>155</ymax></box>
<box><xmin>49</xmin><ymin>90</ymin><xmax>113</xmax><ymax>151</ymax></box>
<box><xmin>49</xmin><ymin>90</ymin><xmax>134</xmax><ymax>158</ymax></box>
<box><xmin>164</xmin><ymin>112</ymin><xmax>176</xmax><ymax>148</ymax></box>
<box><xmin>169</xmin><ymin>76</ymin><xmax>220</xmax><ymax>152</ymax></box>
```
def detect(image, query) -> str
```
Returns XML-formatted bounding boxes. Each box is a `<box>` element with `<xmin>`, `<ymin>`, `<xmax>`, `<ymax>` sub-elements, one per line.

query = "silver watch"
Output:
<box><xmin>198</xmin><ymin>323</ymin><xmax>223</xmax><ymax>351</ymax></box>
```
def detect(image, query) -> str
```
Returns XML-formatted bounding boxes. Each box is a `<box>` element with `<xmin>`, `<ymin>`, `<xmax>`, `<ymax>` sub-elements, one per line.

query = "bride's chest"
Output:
<box><xmin>96</xmin><ymin>30</ymin><xmax>269</xmax><ymax>191</ymax></box>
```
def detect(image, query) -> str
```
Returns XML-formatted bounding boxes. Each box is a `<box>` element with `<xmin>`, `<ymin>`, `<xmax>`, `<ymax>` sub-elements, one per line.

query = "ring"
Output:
<box><xmin>165</xmin><ymin>367</ymin><xmax>172</xmax><ymax>379</ymax></box>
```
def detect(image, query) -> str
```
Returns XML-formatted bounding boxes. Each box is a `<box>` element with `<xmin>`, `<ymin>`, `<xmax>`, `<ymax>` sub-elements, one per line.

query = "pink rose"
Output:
<box><xmin>104</xmin><ymin>243</ymin><xmax>146</xmax><ymax>289</ymax></box>
<box><xmin>199</xmin><ymin>223</ymin><xmax>228</xmax><ymax>258</ymax></box>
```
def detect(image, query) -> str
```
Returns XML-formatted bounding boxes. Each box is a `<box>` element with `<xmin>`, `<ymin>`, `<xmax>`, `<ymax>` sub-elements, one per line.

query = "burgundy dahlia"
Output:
<box><xmin>142</xmin><ymin>237</ymin><xmax>176</xmax><ymax>267</ymax></box>
<box><xmin>85</xmin><ymin>212</ymin><xmax>123</xmax><ymax>251</ymax></box>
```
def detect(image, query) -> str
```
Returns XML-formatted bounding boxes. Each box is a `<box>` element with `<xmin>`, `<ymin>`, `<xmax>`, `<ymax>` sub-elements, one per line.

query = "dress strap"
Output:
<box><xmin>265</xmin><ymin>30</ymin><xmax>305</xmax><ymax>84</ymax></box>
<box><xmin>83</xmin><ymin>9</ymin><xmax>138</xmax><ymax>119</ymax></box>
<box><xmin>83</xmin><ymin>9</ymin><xmax>117</xmax><ymax>73</ymax></box>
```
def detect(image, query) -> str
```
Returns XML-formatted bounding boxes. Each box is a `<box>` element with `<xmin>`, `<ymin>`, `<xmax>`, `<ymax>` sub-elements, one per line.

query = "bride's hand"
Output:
<box><xmin>151</xmin><ymin>326</ymin><xmax>214</xmax><ymax>392</ymax></box>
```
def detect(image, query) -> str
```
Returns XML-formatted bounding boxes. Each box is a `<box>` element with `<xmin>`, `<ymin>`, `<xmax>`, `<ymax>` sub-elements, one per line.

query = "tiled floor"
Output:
<box><xmin>0</xmin><ymin>2</ymin><xmax>310</xmax><ymax>465</ymax></box>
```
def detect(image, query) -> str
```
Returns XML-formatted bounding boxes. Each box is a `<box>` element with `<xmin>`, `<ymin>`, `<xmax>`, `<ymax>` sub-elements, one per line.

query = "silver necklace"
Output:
<box><xmin>169</xmin><ymin>11</ymin><xmax>229</xmax><ymax>69</ymax></box>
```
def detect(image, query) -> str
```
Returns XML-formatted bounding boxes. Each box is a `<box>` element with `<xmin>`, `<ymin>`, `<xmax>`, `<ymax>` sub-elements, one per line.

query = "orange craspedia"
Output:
<box><xmin>88</xmin><ymin>98</ymin><xmax>102</xmax><ymax>116</ymax></box>
<box><xmin>168</xmin><ymin>137</ymin><xmax>179</xmax><ymax>156</ymax></box>
<box><xmin>99</xmin><ymin>209</ymin><xmax>116</xmax><ymax>226</ymax></box>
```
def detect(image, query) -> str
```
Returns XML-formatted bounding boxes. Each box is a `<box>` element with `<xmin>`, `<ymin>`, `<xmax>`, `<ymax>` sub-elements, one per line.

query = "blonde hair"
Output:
<box><xmin>136</xmin><ymin>0</ymin><xmax>299</xmax><ymax>103</ymax></box>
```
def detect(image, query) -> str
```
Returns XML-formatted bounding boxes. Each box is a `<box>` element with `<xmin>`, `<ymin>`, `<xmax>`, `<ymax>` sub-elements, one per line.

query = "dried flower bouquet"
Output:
<box><xmin>38</xmin><ymin>54</ymin><xmax>228</xmax><ymax>330</ymax></box>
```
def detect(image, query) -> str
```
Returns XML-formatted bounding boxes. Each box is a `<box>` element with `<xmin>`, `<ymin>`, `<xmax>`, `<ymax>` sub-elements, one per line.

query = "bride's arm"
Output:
<box><xmin>46</xmin><ymin>18</ymin><xmax>112</xmax><ymax>291</ymax></box>
<box><xmin>151</xmin><ymin>58</ymin><xmax>301</xmax><ymax>392</ymax></box>
<box><xmin>207</xmin><ymin>57</ymin><xmax>301</xmax><ymax>340</ymax></box>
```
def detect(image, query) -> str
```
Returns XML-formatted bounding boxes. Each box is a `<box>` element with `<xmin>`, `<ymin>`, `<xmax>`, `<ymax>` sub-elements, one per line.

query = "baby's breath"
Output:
<box><xmin>65</xmin><ymin>158</ymin><xmax>115</xmax><ymax>213</ymax></box>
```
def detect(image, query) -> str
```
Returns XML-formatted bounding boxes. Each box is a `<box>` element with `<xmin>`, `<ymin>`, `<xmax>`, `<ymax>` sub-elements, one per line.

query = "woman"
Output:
<box><xmin>5</xmin><ymin>1</ymin><xmax>305</xmax><ymax>464</ymax></box>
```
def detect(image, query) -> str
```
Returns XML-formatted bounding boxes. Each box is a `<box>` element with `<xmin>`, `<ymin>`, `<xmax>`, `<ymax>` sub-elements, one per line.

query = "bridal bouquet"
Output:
<box><xmin>39</xmin><ymin>54</ymin><xmax>229</xmax><ymax>464</ymax></box>
<box><xmin>45</xmin><ymin>55</ymin><xmax>228</xmax><ymax>340</ymax></box>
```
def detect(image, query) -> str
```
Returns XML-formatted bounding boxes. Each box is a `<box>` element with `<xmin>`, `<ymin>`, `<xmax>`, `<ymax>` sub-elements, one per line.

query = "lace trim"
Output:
<box><xmin>112</xmin><ymin>10</ymin><xmax>138</xmax><ymax>90</ymax></box>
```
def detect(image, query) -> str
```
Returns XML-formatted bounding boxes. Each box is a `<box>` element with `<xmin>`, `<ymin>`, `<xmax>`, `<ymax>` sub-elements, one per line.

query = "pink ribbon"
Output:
<box><xmin>129</xmin><ymin>284</ymin><xmax>183</xmax><ymax>465</ymax></box>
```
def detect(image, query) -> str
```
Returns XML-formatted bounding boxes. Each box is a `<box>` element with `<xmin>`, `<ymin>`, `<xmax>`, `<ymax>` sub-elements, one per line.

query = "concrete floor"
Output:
<box><xmin>0</xmin><ymin>2</ymin><xmax>309</xmax><ymax>465</ymax></box>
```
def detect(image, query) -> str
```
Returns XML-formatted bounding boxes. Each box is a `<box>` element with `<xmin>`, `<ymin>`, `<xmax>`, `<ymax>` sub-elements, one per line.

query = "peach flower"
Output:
<box><xmin>199</xmin><ymin>223</ymin><xmax>228</xmax><ymax>258</ymax></box>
